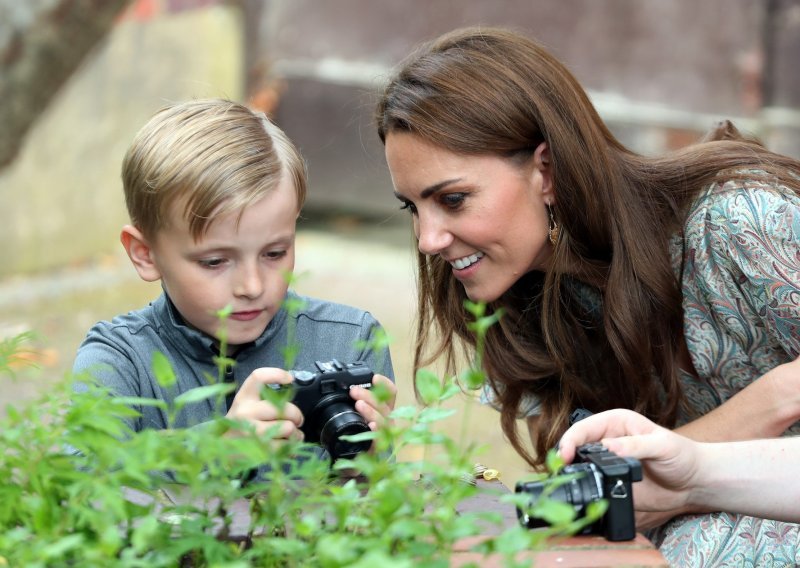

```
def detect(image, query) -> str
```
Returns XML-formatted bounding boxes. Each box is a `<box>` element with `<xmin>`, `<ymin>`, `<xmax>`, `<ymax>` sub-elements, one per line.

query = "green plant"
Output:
<box><xmin>0</xmin><ymin>303</ymin><xmax>603</xmax><ymax>566</ymax></box>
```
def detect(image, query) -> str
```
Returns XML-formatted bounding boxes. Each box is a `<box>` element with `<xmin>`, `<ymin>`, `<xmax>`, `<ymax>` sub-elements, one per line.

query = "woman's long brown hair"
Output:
<box><xmin>376</xmin><ymin>26</ymin><xmax>800</xmax><ymax>468</ymax></box>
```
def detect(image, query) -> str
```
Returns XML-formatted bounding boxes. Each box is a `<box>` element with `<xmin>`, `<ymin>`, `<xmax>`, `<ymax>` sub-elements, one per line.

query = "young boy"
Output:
<box><xmin>72</xmin><ymin>99</ymin><xmax>396</xmax><ymax>460</ymax></box>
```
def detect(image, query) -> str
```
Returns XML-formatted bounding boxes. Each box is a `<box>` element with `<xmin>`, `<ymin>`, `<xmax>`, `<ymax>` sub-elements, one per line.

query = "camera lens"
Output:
<box><xmin>516</xmin><ymin>463</ymin><xmax>603</xmax><ymax>528</ymax></box>
<box><xmin>317</xmin><ymin>401</ymin><xmax>371</xmax><ymax>461</ymax></box>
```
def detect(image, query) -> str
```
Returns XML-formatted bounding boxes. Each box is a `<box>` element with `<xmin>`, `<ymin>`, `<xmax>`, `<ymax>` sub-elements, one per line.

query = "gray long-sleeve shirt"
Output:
<box><xmin>72</xmin><ymin>291</ymin><xmax>394</xmax><ymax>439</ymax></box>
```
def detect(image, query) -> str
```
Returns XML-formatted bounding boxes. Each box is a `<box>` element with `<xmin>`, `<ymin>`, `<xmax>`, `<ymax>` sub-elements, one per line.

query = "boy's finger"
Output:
<box><xmin>237</xmin><ymin>367</ymin><xmax>293</xmax><ymax>400</ymax></box>
<box><xmin>373</xmin><ymin>374</ymin><xmax>398</xmax><ymax>407</ymax></box>
<box><xmin>349</xmin><ymin>375</ymin><xmax>396</xmax><ymax>415</ymax></box>
<box><xmin>257</xmin><ymin>401</ymin><xmax>304</xmax><ymax>426</ymax></box>
<box><xmin>255</xmin><ymin>419</ymin><xmax>304</xmax><ymax>441</ymax></box>
<box><xmin>354</xmin><ymin>399</ymin><xmax>379</xmax><ymax>423</ymax></box>
<box><xmin>351</xmin><ymin>388</ymin><xmax>392</xmax><ymax>419</ymax></box>
<box><xmin>355</xmin><ymin>399</ymin><xmax>392</xmax><ymax>429</ymax></box>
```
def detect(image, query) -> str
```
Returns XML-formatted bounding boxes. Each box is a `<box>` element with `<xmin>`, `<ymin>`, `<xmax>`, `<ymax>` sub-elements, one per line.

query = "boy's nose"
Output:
<box><xmin>415</xmin><ymin>214</ymin><xmax>453</xmax><ymax>256</ymax></box>
<box><xmin>233</xmin><ymin>263</ymin><xmax>264</xmax><ymax>299</ymax></box>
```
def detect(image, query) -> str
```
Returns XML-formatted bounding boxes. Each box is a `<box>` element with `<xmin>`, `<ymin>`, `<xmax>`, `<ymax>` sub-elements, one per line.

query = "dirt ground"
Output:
<box><xmin>0</xmin><ymin>216</ymin><xmax>533</xmax><ymax>489</ymax></box>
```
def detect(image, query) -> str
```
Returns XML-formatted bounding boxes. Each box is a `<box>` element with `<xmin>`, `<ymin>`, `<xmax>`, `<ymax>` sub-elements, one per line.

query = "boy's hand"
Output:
<box><xmin>349</xmin><ymin>374</ymin><xmax>397</xmax><ymax>431</ymax></box>
<box><xmin>226</xmin><ymin>367</ymin><xmax>304</xmax><ymax>441</ymax></box>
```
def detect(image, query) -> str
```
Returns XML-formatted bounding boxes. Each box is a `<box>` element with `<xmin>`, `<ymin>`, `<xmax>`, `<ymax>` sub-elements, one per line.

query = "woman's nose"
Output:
<box><xmin>415</xmin><ymin>213</ymin><xmax>453</xmax><ymax>256</ymax></box>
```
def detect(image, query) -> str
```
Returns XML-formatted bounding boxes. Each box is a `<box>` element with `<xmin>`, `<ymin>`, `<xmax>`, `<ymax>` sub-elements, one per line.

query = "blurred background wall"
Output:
<box><xmin>2</xmin><ymin>0</ymin><xmax>799</xmax><ymax>277</ymax></box>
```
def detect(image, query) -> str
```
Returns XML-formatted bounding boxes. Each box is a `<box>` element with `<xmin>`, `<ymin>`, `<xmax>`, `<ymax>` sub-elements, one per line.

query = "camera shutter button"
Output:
<box><xmin>292</xmin><ymin>370</ymin><xmax>316</xmax><ymax>386</ymax></box>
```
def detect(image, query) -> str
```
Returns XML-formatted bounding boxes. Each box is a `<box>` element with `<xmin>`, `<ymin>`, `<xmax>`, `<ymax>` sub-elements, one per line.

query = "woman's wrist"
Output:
<box><xmin>683</xmin><ymin>441</ymin><xmax>722</xmax><ymax>514</ymax></box>
<box><xmin>765</xmin><ymin>358</ymin><xmax>800</xmax><ymax>431</ymax></box>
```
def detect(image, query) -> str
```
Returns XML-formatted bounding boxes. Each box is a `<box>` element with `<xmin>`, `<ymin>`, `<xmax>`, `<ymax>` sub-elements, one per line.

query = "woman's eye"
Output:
<box><xmin>265</xmin><ymin>250</ymin><xmax>287</xmax><ymax>260</ymax></box>
<box><xmin>399</xmin><ymin>201</ymin><xmax>418</xmax><ymax>215</ymax></box>
<box><xmin>441</xmin><ymin>193</ymin><xmax>466</xmax><ymax>209</ymax></box>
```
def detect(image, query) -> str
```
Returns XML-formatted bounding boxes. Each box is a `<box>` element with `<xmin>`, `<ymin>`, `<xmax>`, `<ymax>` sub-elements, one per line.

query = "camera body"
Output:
<box><xmin>289</xmin><ymin>359</ymin><xmax>374</xmax><ymax>462</ymax></box>
<box><xmin>515</xmin><ymin>442</ymin><xmax>642</xmax><ymax>541</ymax></box>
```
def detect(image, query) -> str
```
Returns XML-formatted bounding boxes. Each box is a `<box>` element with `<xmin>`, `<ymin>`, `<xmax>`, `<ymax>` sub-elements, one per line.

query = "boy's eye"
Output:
<box><xmin>198</xmin><ymin>258</ymin><xmax>226</xmax><ymax>269</ymax></box>
<box><xmin>265</xmin><ymin>250</ymin><xmax>287</xmax><ymax>260</ymax></box>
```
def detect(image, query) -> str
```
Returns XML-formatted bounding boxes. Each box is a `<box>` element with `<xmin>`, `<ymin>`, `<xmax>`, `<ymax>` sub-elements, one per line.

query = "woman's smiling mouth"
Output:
<box><xmin>451</xmin><ymin>252</ymin><xmax>484</xmax><ymax>270</ymax></box>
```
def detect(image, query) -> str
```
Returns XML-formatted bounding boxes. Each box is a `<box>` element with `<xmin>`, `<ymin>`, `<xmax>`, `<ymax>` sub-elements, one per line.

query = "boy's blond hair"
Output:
<box><xmin>122</xmin><ymin>99</ymin><xmax>307</xmax><ymax>240</ymax></box>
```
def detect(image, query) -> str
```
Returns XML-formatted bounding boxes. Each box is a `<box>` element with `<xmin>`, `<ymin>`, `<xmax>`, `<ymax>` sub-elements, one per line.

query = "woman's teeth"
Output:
<box><xmin>452</xmin><ymin>252</ymin><xmax>484</xmax><ymax>270</ymax></box>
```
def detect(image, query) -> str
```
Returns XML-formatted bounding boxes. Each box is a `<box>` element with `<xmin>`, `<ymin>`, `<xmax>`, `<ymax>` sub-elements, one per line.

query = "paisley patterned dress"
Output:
<box><xmin>651</xmin><ymin>178</ymin><xmax>800</xmax><ymax>567</ymax></box>
<box><xmin>482</xmin><ymin>177</ymin><xmax>800</xmax><ymax>566</ymax></box>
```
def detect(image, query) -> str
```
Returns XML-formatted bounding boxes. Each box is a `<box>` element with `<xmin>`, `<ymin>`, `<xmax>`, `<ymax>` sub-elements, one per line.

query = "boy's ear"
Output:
<box><xmin>120</xmin><ymin>225</ymin><xmax>162</xmax><ymax>282</ymax></box>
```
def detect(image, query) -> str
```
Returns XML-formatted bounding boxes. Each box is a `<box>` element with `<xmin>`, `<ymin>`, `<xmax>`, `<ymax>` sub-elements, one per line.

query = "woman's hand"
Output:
<box><xmin>559</xmin><ymin>409</ymin><xmax>702</xmax><ymax>528</ymax></box>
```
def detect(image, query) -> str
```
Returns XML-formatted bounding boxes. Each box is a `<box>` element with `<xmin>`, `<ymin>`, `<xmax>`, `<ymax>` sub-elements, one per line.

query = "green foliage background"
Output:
<box><xmin>0</xmin><ymin>312</ymin><xmax>602</xmax><ymax>566</ymax></box>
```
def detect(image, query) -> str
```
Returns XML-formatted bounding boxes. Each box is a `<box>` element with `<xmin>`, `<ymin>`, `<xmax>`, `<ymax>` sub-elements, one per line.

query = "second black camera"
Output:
<box><xmin>515</xmin><ymin>442</ymin><xmax>642</xmax><ymax>541</ymax></box>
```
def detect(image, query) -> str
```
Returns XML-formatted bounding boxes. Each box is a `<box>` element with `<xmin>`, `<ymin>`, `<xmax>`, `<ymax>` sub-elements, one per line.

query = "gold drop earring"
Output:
<box><xmin>547</xmin><ymin>203</ymin><xmax>559</xmax><ymax>245</ymax></box>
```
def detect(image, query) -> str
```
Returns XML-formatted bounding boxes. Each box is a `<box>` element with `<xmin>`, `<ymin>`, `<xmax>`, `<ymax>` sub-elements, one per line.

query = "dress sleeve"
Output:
<box><xmin>691</xmin><ymin>183</ymin><xmax>800</xmax><ymax>358</ymax></box>
<box><xmin>480</xmin><ymin>381</ymin><xmax>542</xmax><ymax>417</ymax></box>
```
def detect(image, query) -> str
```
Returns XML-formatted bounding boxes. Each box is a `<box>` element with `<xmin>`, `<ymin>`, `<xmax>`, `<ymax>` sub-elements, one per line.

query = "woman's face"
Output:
<box><xmin>385</xmin><ymin>132</ymin><xmax>554</xmax><ymax>302</ymax></box>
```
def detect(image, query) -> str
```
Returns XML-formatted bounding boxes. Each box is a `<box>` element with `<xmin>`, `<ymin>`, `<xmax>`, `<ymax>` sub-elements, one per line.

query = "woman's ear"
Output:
<box><xmin>532</xmin><ymin>141</ymin><xmax>554</xmax><ymax>202</ymax></box>
<box><xmin>120</xmin><ymin>225</ymin><xmax>162</xmax><ymax>282</ymax></box>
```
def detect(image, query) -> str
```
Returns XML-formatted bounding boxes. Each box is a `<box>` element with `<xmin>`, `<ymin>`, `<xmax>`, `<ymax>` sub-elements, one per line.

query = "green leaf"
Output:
<box><xmin>261</xmin><ymin>537</ymin><xmax>308</xmax><ymax>557</ymax></box>
<box><xmin>41</xmin><ymin>534</ymin><xmax>85</xmax><ymax>558</ymax></box>
<box><xmin>111</xmin><ymin>396</ymin><xmax>168</xmax><ymax>409</ymax></box>
<box><xmin>355</xmin><ymin>327</ymin><xmax>393</xmax><ymax>356</ymax></box>
<box><xmin>387</xmin><ymin>518</ymin><xmax>428</xmax><ymax>539</ymax></box>
<box><xmin>173</xmin><ymin>383</ymin><xmax>234</xmax><ymax>409</ymax></box>
<box><xmin>349</xmin><ymin>550</ymin><xmax>414</xmax><ymax>568</ymax></box>
<box><xmin>469</xmin><ymin>309</ymin><xmax>505</xmax><ymax>337</ymax></box>
<box><xmin>283</xmin><ymin>295</ymin><xmax>308</xmax><ymax>315</ymax></box>
<box><xmin>440</xmin><ymin>377</ymin><xmax>462</xmax><ymax>401</ymax></box>
<box><xmin>585</xmin><ymin>499</ymin><xmax>609</xmax><ymax>522</ymax></box>
<box><xmin>131</xmin><ymin>515</ymin><xmax>160</xmax><ymax>553</ymax></box>
<box><xmin>491</xmin><ymin>525</ymin><xmax>539</xmax><ymax>556</ymax></box>
<box><xmin>532</xmin><ymin>498</ymin><xmax>576</xmax><ymax>526</ymax></box>
<box><xmin>151</xmin><ymin>351</ymin><xmax>176</xmax><ymax>387</ymax></box>
<box><xmin>459</xmin><ymin>367</ymin><xmax>486</xmax><ymax>390</ymax></box>
<box><xmin>369</xmin><ymin>380</ymin><xmax>393</xmax><ymax>405</ymax></box>
<box><xmin>463</xmin><ymin>300</ymin><xmax>486</xmax><ymax>318</ymax></box>
<box><xmin>415</xmin><ymin>368</ymin><xmax>442</xmax><ymax>405</ymax></box>
<box><xmin>545</xmin><ymin>448</ymin><xmax>565</xmax><ymax>474</ymax></box>
<box><xmin>216</xmin><ymin>304</ymin><xmax>234</xmax><ymax>319</ymax></box>
<box><xmin>418</xmin><ymin>407</ymin><xmax>457</xmax><ymax>423</ymax></box>
<box><xmin>316</xmin><ymin>533</ymin><xmax>360</xmax><ymax>566</ymax></box>
<box><xmin>280</xmin><ymin>343</ymin><xmax>300</xmax><ymax>365</ymax></box>
<box><xmin>389</xmin><ymin>405</ymin><xmax>418</xmax><ymax>420</ymax></box>
<box><xmin>259</xmin><ymin>382</ymin><xmax>293</xmax><ymax>409</ymax></box>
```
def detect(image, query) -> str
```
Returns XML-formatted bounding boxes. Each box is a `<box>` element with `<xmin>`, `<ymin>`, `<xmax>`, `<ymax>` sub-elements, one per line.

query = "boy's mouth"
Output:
<box><xmin>229</xmin><ymin>310</ymin><xmax>263</xmax><ymax>322</ymax></box>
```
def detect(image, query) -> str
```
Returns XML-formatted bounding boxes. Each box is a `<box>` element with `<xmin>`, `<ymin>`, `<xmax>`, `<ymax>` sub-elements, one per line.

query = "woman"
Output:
<box><xmin>376</xmin><ymin>26</ymin><xmax>800</xmax><ymax>566</ymax></box>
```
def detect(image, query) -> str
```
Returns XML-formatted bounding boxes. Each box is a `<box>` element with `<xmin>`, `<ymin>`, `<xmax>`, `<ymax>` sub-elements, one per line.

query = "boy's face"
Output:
<box><xmin>148</xmin><ymin>178</ymin><xmax>298</xmax><ymax>346</ymax></box>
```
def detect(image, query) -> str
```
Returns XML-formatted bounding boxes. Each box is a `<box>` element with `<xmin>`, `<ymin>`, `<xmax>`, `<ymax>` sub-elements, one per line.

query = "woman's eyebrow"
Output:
<box><xmin>412</xmin><ymin>178</ymin><xmax>462</xmax><ymax>199</ymax></box>
<box><xmin>393</xmin><ymin>178</ymin><xmax>463</xmax><ymax>201</ymax></box>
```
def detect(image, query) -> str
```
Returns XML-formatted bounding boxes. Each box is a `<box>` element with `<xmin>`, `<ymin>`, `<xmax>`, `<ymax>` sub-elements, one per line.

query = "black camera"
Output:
<box><xmin>288</xmin><ymin>359</ymin><xmax>374</xmax><ymax>462</ymax></box>
<box><xmin>515</xmin><ymin>442</ymin><xmax>642</xmax><ymax>541</ymax></box>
